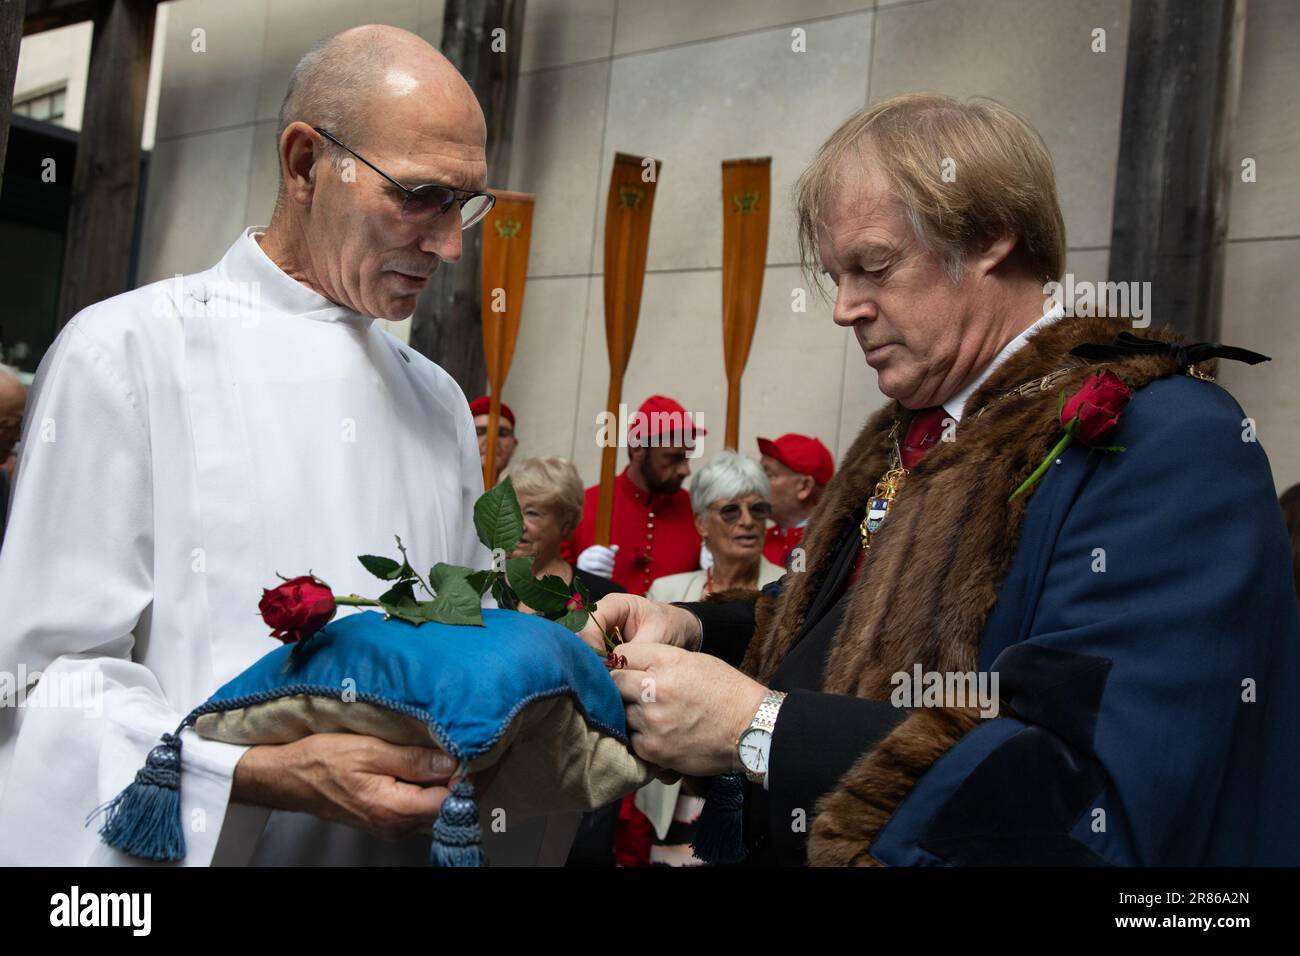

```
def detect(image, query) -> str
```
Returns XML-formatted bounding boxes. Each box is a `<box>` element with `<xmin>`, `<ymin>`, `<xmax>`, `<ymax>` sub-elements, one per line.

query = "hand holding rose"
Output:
<box><xmin>578</xmin><ymin>592</ymin><xmax>703</xmax><ymax>654</ymax></box>
<box><xmin>605</xmin><ymin>630</ymin><xmax>769</xmax><ymax>778</ymax></box>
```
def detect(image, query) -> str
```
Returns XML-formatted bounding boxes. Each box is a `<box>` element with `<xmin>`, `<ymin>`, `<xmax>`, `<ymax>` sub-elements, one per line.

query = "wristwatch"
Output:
<box><xmin>737</xmin><ymin>690</ymin><xmax>787</xmax><ymax>785</ymax></box>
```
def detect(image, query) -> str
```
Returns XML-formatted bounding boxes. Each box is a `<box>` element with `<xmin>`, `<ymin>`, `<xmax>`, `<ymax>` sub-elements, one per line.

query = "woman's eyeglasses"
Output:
<box><xmin>709</xmin><ymin>501</ymin><xmax>773</xmax><ymax>524</ymax></box>
<box><xmin>314</xmin><ymin>127</ymin><xmax>496</xmax><ymax>229</ymax></box>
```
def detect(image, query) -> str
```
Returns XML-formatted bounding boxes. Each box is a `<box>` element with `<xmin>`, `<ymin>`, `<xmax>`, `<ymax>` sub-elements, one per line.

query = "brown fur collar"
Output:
<box><xmin>733</xmin><ymin>316</ymin><xmax>1206</xmax><ymax>864</ymax></box>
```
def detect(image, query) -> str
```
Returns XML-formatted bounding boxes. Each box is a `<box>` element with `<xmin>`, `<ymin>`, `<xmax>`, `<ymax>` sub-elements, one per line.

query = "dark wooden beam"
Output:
<box><xmin>410</xmin><ymin>0</ymin><xmax>526</xmax><ymax>399</ymax></box>
<box><xmin>22</xmin><ymin>0</ymin><xmax>104</xmax><ymax>36</ymax></box>
<box><xmin>55</xmin><ymin>0</ymin><xmax>156</xmax><ymax>326</ymax></box>
<box><xmin>1</xmin><ymin>0</ymin><xmax>28</xmax><ymax>191</ymax></box>
<box><xmin>1107</xmin><ymin>0</ymin><xmax>1246</xmax><ymax>340</ymax></box>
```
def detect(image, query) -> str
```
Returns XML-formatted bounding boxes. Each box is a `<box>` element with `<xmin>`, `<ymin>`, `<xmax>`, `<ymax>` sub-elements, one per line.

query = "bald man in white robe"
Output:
<box><xmin>0</xmin><ymin>25</ymin><xmax>576</xmax><ymax>866</ymax></box>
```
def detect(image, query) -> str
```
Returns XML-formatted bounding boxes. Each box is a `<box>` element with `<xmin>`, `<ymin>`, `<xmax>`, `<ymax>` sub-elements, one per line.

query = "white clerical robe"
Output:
<box><xmin>0</xmin><ymin>227</ymin><xmax>576</xmax><ymax>865</ymax></box>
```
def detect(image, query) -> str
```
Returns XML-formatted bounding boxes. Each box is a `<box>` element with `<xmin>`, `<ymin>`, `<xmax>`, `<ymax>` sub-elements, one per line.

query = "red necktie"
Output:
<box><xmin>847</xmin><ymin>406</ymin><xmax>950</xmax><ymax>586</ymax></box>
<box><xmin>900</xmin><ymin>406</ymin><xmax>950</xmax><ymax>469</ymax></box>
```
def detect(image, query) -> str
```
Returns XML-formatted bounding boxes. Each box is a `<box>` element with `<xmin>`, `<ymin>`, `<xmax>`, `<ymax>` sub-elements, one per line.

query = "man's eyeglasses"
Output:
<box><xmin>314</xmin><ymin>127</ymin><xmax>496</xmax><ymax>229</ymax></box>
<box><xmin>709</xmin><ymin>501</ymin><xmax>773</xmax><ymax>524</ymax></box>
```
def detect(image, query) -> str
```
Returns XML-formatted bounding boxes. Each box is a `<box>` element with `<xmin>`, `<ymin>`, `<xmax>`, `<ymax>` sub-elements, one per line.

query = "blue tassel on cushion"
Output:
<box><xmin>430</xmin><ymin>778</ymin><xmax>486</xmax><ymax>867</ymax></box>
<box><xmin>691</xmin><ymin>771</ymin><xmax>747</xmax><ymax>865</ymax></box>
<box><xmin>89</xmin><ymin>730</ymin><xmax>187</xmax><ymax>862</ymax></box>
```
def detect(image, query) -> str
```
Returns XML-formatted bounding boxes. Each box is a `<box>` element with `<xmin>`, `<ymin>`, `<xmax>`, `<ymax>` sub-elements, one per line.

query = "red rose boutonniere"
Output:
<box><xmin>1009</xmin><ymin>369</ymin><xmax>1132</xmax><ymax>501</ymax></box>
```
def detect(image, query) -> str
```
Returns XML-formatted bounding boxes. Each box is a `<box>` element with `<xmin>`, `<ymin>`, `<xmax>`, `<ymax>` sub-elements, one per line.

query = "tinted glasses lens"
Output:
<box><xmin>401</xmin><ymin>184</ymin><xmax>457</xmax><ymax>222</ymax></box>
<box><xmin>717</xmin><ymin>502</ymin><xmax>771</xmax><ymax>523</ymax></box>
<box><xmin>460</xmin><ymin>192</ymin><xmax>495</xmax><ymax>229</ymax></box>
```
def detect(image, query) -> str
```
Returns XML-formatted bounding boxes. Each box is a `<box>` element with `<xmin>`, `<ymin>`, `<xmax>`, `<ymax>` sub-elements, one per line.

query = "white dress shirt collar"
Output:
<box><xmin>943</xmin><ymin>301</ymin><xmax>1066</xmax><ymax>422</ymax></box>
<box><xmin>216</xmin><ymin>226</ymin><xmax>372</xmax><ymax>327</ymax></box>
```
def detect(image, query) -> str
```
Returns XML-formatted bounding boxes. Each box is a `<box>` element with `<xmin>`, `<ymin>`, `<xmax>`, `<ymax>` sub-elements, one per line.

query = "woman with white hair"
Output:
<box><xmin>646</xmin><ymin>451</ymin><xmax>785</xmax><ymax>603</ymax></box>
<box><xmin>637</xmin><ymin>452</ymin><xmax>785</xmax><ymax>865</ymax></box>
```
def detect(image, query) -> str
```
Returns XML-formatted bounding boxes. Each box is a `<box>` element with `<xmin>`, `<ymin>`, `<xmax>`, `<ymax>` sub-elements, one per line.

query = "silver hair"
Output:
<box><xmin>689</xmin><ymin>451</ymin><xmax>770</xmax><ymax>519</ymax></box>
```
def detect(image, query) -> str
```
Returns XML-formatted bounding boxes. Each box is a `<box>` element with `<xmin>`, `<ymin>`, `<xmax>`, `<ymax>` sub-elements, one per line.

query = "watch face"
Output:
<box><xmin>738</xmin><ymin>728</ymin><xmax>772</xmax><ymax>775</ymax></box>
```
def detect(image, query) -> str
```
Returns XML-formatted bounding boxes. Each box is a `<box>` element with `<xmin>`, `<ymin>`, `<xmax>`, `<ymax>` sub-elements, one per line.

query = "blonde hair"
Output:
<box><xmin>505</xmin><ymin>457</ymin><xmax>585</xmax><ymax>538</ymax></box>
<box><xmin>795</xmin><ymin>93</ymin><xmax>1066</xmax><ymax>286</ymax></box>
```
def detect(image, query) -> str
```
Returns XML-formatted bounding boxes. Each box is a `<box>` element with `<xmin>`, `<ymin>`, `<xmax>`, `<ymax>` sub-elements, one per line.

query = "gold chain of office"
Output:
<box><xmin>857</xmin><ymin>361</ymin><xmax>1215</xmax><ymax>553</ymax></box>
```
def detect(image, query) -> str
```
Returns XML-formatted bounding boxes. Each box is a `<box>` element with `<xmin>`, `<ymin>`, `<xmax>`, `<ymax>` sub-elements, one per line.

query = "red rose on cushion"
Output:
<box><xmin>259</xmin><ymin>575</ymin><xmax>337</xmax><ymax>644</ymax></box>
<box><xmin>1061</xmin><ymin>369</ymin><xmax>1131</xmax><ymax>444</ymax></box>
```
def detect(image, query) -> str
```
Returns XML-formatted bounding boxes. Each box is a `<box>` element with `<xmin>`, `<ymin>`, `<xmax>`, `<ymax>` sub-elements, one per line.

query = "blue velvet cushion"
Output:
<box><xmin>197</xmin><ymin>609</ymin><xmax>629</xmax><ymax>760</ymax></box>
<box><xmin>92</xmin><ymin>608</ymin><xmax>648</xmax><ymax>865</ymax></box>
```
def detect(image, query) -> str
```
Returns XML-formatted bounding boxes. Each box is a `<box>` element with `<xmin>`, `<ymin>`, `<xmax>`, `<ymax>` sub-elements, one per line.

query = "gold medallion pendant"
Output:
<box><xmin>857</xmin><ymin>465</ymin><xmax>909</xmax><ymax>548</ymax></box>
<box><xmin>860</xmin><ymin>463</ymin><xmax>906</xmax><ymax>552</ymax></box>
<box><xmin>861</xmin><ymin>415</ymin><xmax>909</xmax><ymax>553</ymax></box>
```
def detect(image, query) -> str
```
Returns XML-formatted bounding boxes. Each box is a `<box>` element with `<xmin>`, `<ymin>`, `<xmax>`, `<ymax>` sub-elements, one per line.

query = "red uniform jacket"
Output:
<box><xmin>763</xmin><ymin>524</ymin><xmax>806</xmax><ymax>569</ymax></box>
<box><xmin>562</xmin><ymin>469</ymin><xmax>700</xmax><ymax>596</ymax></box>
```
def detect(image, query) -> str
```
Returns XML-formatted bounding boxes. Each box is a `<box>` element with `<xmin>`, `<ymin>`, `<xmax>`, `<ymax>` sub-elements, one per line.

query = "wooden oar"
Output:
<box><xmin>596</xmin><ymin>153</ymin><xmax>662</xmax><ymax>545</ymax></box>
<box><xmin>479</xmin><ymin>189</ymin><xmax>536</xmax><ymax>488</ymax></box>
<box><xmin>720</xmin><ymin>157</ymin><xmax>771</xmax><ymax>450</ymax></box>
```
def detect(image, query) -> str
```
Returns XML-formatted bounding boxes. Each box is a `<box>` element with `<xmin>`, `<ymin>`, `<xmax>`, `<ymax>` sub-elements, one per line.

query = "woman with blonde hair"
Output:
<box><xmin>505</xmin><ymin>456</ymin><xmax>624</xmax><ymax>604</ymax></box>
<box><xmin>504</xmin><ymin>456</ymin><xmax>625</xmax><ymax>866</ymax></box>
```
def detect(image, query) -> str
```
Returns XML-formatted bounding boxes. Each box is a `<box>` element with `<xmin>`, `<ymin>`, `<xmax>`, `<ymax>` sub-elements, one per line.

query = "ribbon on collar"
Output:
<box><xmin>1069</xmin><ymin>332</ymin><xmax>1271</xmax><ymax>370</ymax></box>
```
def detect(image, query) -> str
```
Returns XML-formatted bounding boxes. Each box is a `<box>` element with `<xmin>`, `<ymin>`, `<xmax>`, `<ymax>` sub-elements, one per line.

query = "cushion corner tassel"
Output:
<box><xmin>87</xmin><ymin>724</ymin><xmax>189</xmax><ymax>863</ymax></box>
<box><xmin>430</xmin><ymin>777</ymin><xmax>486</xmax><ymax>867</ymax></box>
<box><xmin>690</xmin><ymin>771</ymin><xmax>748</xmax><ymax>865</ymax></box>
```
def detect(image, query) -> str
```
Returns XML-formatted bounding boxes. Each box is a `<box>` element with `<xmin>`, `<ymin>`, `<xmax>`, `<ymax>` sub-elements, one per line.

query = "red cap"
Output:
<box><xmin>633</xmin><ymin>395</ymin><xmax>706</xmax><ymax>444</ymax></box>
<box><xmin>469</xmin><ymin>395</ymin><xmax>515</xmax><ymax>427</ymax></box>
<box><xmin>757</xmin><ymin>433</ymin><xmax>833</xmax><ymax>485</ymax></box>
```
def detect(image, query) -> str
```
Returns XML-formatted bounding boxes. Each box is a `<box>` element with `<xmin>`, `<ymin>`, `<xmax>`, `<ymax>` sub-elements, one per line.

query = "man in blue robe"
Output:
<box><xmin>583</xmin><ymin>93</ymin><xmax>1300</xmax><ymax>866</ymax></box>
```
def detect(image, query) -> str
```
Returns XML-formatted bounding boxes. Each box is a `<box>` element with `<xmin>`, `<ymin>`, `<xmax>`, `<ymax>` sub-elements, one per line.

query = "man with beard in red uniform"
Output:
<box><xmin>563</xmin><ymin>395</ymin><xmax>705</xmax><ymax>597</ymax></box>
<box><xmin>564</xmin><ymin>394</ymin><xmax>707</xmax><ymax>864</ymax></box>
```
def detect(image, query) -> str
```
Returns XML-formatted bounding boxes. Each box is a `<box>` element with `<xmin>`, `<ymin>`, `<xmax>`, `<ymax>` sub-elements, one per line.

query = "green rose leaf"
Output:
<box><xmin>430</xmin><ymin>562</ymin><xmax>475</xmax><ymax>592</ymax></box>
<box><xmin>491</xmin><ymin>576</ymin><xmax>518</xmax><ymax>611</ymax></box>
<box><xmin>378</xmin><ymin>580</ymin><xmax>425</xmax><ymax>626</ymax></box>
<box><xmin>386</xmin><ymin>608</ymin><xmax>428</xmax><ymax>626</ymax></box>
<box><xmin>358</xmin><ymin>554</ymin><xmax>404</xmax><ymax>581</ymax></box>
<box><xmin>506</xmin><ymin>556</ymin><xmax>572</xmax><ymax>614</ymax></box>
<box><xmin>423</xmin><ymin>576</ymin><xmax>484</xmax><ymax>627</ymax></box>
<box><xmin>379</xmin><ymin>580</ymin><xmax>416</xmax><ymax>606</ymax></box>
<box><xmin>572</xmin><ymin>573</ymin><xmax>593</xmax><ymax>609</ymax></box>
<box><xmin>474</xmin><ymin>475</ymin><xmax>524</xmax><ymax>555</ymax></box>
<box><xmin>554</xmin><ymin>608</ymin><xmax>589</xmax><ymax>634</ymax></box>
<box><xmin>393</xmin><ymin>535</ymin><xmax>418</xmax><ymax>580</ymax></box>
<box><xmin>466</xmin><ymin>569</ymin><xmax>495</xmax><ymax>597</ymax></box>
